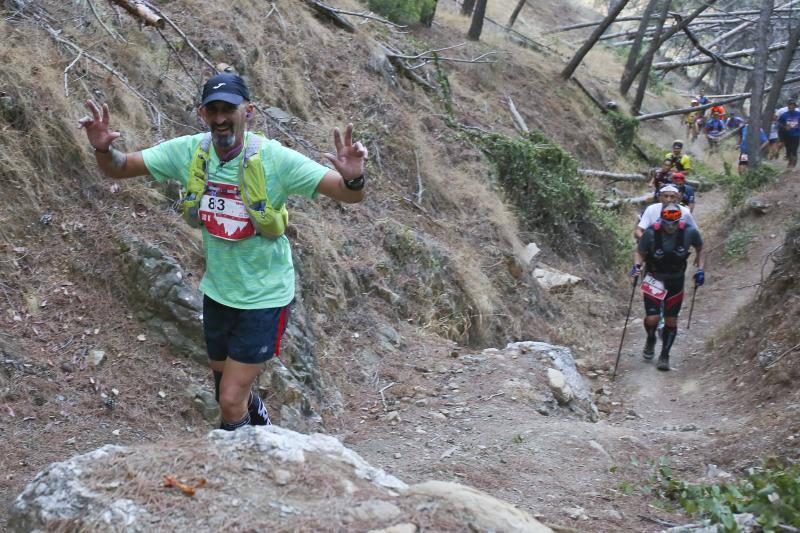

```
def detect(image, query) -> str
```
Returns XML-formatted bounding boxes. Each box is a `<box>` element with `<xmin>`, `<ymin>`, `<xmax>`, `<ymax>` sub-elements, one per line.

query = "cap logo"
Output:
<box><xmin>212</xmin><ymin>83</ymin><xmax>226</xmax><ymax>89</ymax></box>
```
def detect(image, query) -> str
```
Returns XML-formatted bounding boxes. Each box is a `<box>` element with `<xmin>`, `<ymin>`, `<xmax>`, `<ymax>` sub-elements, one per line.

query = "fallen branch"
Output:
<box><xmin>636</xmin><ymin>74</ymin><xmax>800</xmax><ymax>121</ymax></box>
<box><xmin>506</xmin><ymin>96</ymin><xmax>529</xmax><ymax>133</ymax></box>
<box><xmin>108</xmin><ymin>0</ymin><xmax>164</xmax><ymax>29</ymax></box>
<box><xmin>579</xmin><ymin>169</ymin><xmax>646</xmax><ymax>182</ymax></box>
<box><xmin>142</xmin><ymin>2</ymin><xmax>216</xmax><ymax>72</ymax></box>
<box><xmin>597</xmin><ymin>192</ymin><xmax>653</xmax><ymax>209</ymax></box>
<box><xmin>63</xmin><ymin>51</ymin><xmax>82</xmax><ymax>97</ymax></box>
<box><xmin>654</xmin><ymin>40</ymin><xmax>789</xmax><ymax>71</ymax></box>
<box><xmin>764</xmin><ymin>341</ymin><xmax>800</xmax><ymax>370</ymax></box>
<box><xmin>305</xmin><ymin>0</ymin><xmax>357</xmax><ymax>32</ymax></box>
<box><xmin>413</xmin><ymin>150</ymin><xmax>424</xmax><ymax>205</ymax></box>
<box><xmin>307</xmin><ymin>0</ymin><xmax>406</xmax><ymax>29</ymax></box>
<box><xmin>86</xmin><ymin>0</ymin><xmax>124</xmax><ymax>41</ymax></box>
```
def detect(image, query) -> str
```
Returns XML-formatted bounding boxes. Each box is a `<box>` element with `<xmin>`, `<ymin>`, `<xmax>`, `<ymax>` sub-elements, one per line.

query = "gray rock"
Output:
<box><xmin>533</xmin><ymin>265</ymin><xmax>582</xmax><ymax>291</ymax></box>
<box><xmin>88</xmin><ymin>350</ymin><xmax>105</xmax><ymax>368</ymax></box>
<box><xmin>10</xmin><ymin>427</ymin><xmax>552</xmax><ymax>532</ymax></box>
<box><xmin>745</xmin><ymin>196</ymin><xmax>771</xmax><ymax>215</ymax></box>
<box><xmin>547</xmin><ymin>368</ymin><xmax>573</xmax><ymax>404</ymax></box>
<box><xmin>184</xmin><ymin>384</ymin><xmax>219</xmax><ymax>423</ymax></box>
<box><xmin>116</xmin><ymin>237</ymin><xmax>204</xmax><ymax>360</ymax></box>
<box><xmin>665</xmin><ymin>512</ymin><xmax>756</xmax><ymax>532</ymax></box>
<box><xmin>509</xmin><ymin>341</ymin><xmax>599</xmax><ymax>422</ymax></box>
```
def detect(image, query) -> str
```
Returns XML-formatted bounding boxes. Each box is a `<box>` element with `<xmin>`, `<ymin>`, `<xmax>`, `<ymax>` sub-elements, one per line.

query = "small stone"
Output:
<box><xmin>136</xmin><ymin>334</ymin><xmax>147</xmax><ymax>342</ymax></box>
<box><xmin>393</xmin><ymin>452</ymin><xmax>402</xmax><ymax>459</ymax></box>
<box><xmin>272</xmin><ymin>468</ymin><xmax>292</xmax><ymax>485</ymax></box>
<box><xmin>111</xmin><ymin>429</ymin><xmax>120</xmax><ymax>436</ymax></box>
<box><xmin>385</xmin><ymin>411</ymin><xmax>400</xmax><ymax>422</ymax></box>
<box><xmin>158</xmin><ymin>391</ymin><xmax>166</xmax><ymax>399</ymax></box>
<box><xmin>88</xmin><ymin>350</ymin><xmax>105</xmax><ymax>368</ymax></box>
<box><xmin>111</xmin><ymin>389</ymin><xmax>119</xmax><ymax>396</ymax></box>
<box><xmin>431</xmin><ymin>412</ymin><xmax>447</xmax><ymax>421</ymax></box>
<box><xmin>60</xmin><ymin>362</ymin><xmax>74</xmax><ymax>373</ymax></box>
<box><xmin>414</xmin><ymin>398</ymin><xmax>428</xmax><ymax>407</ymax></box>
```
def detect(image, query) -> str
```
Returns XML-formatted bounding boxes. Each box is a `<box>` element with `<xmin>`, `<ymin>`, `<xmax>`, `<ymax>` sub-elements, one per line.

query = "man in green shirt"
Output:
<box><xmin>79</xmin><ymin>73</ymin><xmax>367</xmax><ymax>430</ymax></box>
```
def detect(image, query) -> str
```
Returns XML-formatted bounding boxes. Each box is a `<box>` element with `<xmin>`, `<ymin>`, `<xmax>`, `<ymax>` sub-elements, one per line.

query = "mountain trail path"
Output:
<box><xmin>341</xmin><ymin>167</ymin><xmax>800</xmax><ymax>532</ymax></box>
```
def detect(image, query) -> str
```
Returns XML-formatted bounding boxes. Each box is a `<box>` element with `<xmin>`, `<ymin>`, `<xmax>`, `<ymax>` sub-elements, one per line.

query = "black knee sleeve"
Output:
<box><xmin>213</xmin><ymin>370</ymin><xmax>223</xmax><ymax>403</ymax></box>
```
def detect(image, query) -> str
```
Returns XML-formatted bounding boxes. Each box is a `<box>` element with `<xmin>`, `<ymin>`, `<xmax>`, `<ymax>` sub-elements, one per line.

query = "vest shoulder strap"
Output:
<box><xmin>199</xmin><ymin>132</ymin><xmax>212</xmax><ymax>154</ymax></box>
<box><xmin>244</xmin><ymin>133</ymin><xmax>265</xmax><ymax>162</ymax></box>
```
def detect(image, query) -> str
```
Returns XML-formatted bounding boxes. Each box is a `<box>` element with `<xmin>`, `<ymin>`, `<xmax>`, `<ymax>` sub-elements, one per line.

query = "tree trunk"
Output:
<box><xmin>762</xmin><ymin>21</ymin><xmax>800</xmax><ymax>124</ymax></box>
<box><xmin>561</xmin><ymin>0</ymin><xmax>632</xmax><ymax>80</ymax></box>
<box><xmin>507</xmin><ymin>0</ymin><xmax>526</xmax><ymax>29</ymax></box>
<box><xmin>461</xmin><ymin>0</ymin><xmax>476</xmax><ymax>16</ymax></box>
<box><xmin>631</xmin><ymin>0</ymin><xmax>670</xmax><ymax>116</ymax></box>
<box><xmin>690</xmin><ymin>63</ymin><xmax>714</xmax><ymax>89</ymax></box>
<box><xmin>747</xmin><ymin>0</ymin><xmax>775</xmax><ymax>169</ymax></box>
<box><xmin>621</xmin><ymin>0</ymin><xmax>659</xmax><ymax>95</ymax></box>
<box><xmin>467</xmin><ymin>0</ymin><xmax>488</xmax><ymax>41</ymax></box>
<box><xmin>421</xmin><ymin>0</ymin><xmax>438</xmax><ymax>27</ymax></box>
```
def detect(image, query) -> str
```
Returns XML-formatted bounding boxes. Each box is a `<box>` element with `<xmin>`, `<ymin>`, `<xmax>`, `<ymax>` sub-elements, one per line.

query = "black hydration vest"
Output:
<box><xmin>646</xmin><ymin>224</ymin><xmax>690</xmax><ymax>275</ymax></box>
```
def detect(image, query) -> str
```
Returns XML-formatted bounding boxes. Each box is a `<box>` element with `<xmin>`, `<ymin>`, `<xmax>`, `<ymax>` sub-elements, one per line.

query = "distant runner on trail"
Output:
<box><xmin>631</xmin><ymin>203</ymin><xmax>705</xmax><ymax>371</ymax></box>
<box><xmin>768</xmin><ymin>114</ymin><xmax>783</xmax><ymax>160</ymax></box>
<box><xmin>78</xmin><ymin>73</ymin><xmax>368</xmax><ymax>431</ymax></box>
<box><xmin>670</xmin><ymin>172</ymin><xmax>695</xmax><ymax>212</ymax></box>
<box><xmin>635</xmin><ymin>184</ymin><xmax>697</xmax><ymax>241</ymax></box>
<box><xmin>696</xmin><ymin>89</ymin><xmax>710</xmax><ymax>114</ymax></box>
<box><xmin>665</xmin><ymin>140</ymin><xmax>692</xmax><ymax>173</ymax></box>
<box><xmin>649</xmin><ymin>158</ymin><xmax>674</xmax><ymax>200</ymax></box>
<box><xmin>685</xmin><ymin>100</ymin><xmax>701</xmax><ymax>141</ymax></box>
<box><xmin>778</xmin><ymin>98</ymin><xmax>800</xmax><ymax>168</ymax></box>
<box><xmin>704</xmin><ymin>111</ymin><xmax>726</xmax><ymax>152</ymax></box>
<box><xmin>738</xmin><ymin>123</ymin><xmax>769</xmax><ymax>175</ymax></box>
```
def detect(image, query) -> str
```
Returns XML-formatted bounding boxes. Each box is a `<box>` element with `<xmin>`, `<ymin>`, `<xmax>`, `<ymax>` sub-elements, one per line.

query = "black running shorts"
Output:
<box><xmin>643</xmin><ymin>276</ymin><xmax>685</xmax><ymax>318</ymax></box>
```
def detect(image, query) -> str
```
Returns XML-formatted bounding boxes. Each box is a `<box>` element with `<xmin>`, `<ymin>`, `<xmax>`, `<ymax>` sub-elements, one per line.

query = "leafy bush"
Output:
<box><xmin>724</xmin><ymin>227</ymin><xmax>754</xmax><ymax>260</ymax></box>
<box><xmin>367</xmin><ymin>0</ymin><xmax>437</xmax><ymax>25</ymax></box>
<box><xmin>607</xmin><ymin>111</ymin><xmax>639</xmax><ymax>149</ymax></box>
<box><xmin>465</xmin><ymin>128</ymin><xmax>629</xmax><ymax>264</ymax></box>
<box><xmin>722</xmin><ymin>164</ymin><xmax>780</xmax><ymax>206</ymax></box>
<box><xmin>649</xmin><ymin>459</ymin><xmax>800</xmax><ymax>532</ymax></box>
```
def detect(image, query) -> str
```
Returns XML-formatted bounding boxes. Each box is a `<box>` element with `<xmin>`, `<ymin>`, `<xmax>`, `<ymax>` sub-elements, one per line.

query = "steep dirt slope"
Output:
<box><xmin>0</xmin><ymin>0</ymin><xmax>629</xmax><ymax>522</ymax></box>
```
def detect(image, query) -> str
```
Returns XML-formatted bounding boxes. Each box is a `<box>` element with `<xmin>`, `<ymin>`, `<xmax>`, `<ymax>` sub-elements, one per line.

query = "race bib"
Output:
<box><xmin>641</xmin><ymin>274</ymin><xmax>667</xmax><ymax>301</ymax></box>
<box><xmin>739</xmin><ymin>153</ymin><xmax>748</xmax><ymax>162</ymax></box>
<box><xmin>787</xmin><ymin>119</ymin><xmax>799</xmax><ymax>129</ymax></box>
<box><xmin>198</xmin><ymin>181</ymin><xmax>256</xmax><ymax>241</ymax></box>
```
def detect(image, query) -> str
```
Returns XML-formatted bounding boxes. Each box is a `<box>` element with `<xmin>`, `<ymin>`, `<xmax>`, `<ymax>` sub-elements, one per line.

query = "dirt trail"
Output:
<box><xmin>345</xmin><ymin>165</ymin><xmax>798</xmax><ymax>532</ymax></box>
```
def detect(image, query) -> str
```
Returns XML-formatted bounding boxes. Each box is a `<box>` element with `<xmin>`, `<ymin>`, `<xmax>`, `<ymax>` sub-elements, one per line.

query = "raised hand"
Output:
<box><xmin>78</xmin><ymin>100</ymin><xmax>121</xmax><ymax>151</ymax></box>
<box><xmin>323</xmin><ymin>123</ymin><xmax>368</xmax><ymax>180</ymax></box>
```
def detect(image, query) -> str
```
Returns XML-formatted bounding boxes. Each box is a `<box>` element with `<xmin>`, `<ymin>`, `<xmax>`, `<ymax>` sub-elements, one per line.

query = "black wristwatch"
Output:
<box><xmin>344</xmin><ymin>174</ymin><xmax>366</xmax><ymax>191</ymax></box>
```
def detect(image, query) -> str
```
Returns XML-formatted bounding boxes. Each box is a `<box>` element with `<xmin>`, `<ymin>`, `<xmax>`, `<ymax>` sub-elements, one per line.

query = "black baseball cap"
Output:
<box><xmin>201</xmin><ymin>73</ymin><xmax>250</xmax><ymax>106</ymax></box>
<box><xmin>789</xmin><ymin>98</ymin><xmax>798</xmax><ymax>105</ymax></box>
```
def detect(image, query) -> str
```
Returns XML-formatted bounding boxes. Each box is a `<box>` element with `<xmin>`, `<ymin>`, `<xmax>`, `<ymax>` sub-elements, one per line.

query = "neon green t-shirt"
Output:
<box><xmin>142</xmin><ymin>133</ymin><xmax>327</xmax><ymax>309</ymax></box>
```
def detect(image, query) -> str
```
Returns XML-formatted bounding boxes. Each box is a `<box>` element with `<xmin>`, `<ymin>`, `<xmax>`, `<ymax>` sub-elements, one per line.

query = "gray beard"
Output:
<box><xmin>213</xmin><ymin>132</ymin><xmax>236</xmax><ymax>148</ymax></box>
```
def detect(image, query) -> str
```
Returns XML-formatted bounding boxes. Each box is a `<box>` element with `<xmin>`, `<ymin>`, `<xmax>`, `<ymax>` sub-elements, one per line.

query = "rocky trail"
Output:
<box><xmin>341</xmin><ymin>166</ymin><xmax>800</xmax><ymax>532</ymax></box>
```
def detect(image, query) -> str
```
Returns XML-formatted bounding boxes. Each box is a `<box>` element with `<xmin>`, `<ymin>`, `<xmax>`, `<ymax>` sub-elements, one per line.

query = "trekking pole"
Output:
<box><xmin>686</xmin><ymin>284</ymin><xmax>698</xmax><ymax>330</ymax></box>
<box><xmin>612</xmin><ymin>275</ymin><xmax>639</xmax><ymax>381</ymax></box>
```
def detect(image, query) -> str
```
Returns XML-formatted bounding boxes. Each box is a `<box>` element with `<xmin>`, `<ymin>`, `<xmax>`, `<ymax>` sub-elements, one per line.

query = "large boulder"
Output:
<box><xmin>116</xmin><ymin>236</ymin><xmax>204</xmax><ymax>361</ymax></box>
<box><xmin>10</xmin><ymin>426</ymin><xmax>552</xmax><ymax>532</ymax></box>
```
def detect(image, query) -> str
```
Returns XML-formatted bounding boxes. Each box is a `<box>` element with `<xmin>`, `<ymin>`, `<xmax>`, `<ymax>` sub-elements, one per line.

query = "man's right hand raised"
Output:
<box><xmin>78</xmin><ymin>100</ymin><xmax>121</xmax><ymax>152</ymax></box>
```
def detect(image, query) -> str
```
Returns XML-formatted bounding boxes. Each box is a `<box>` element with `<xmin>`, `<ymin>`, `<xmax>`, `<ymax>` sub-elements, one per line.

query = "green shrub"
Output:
<box><xmin>367</xmin><ymin>0</ymin><xmax>436</xmax><ymax>25</ymax></box>
<box><xmin>649</xmin><ymin>459</ymin><xmax>800</xmax><ymax>532</ymax></box>
<box><xmin>721</xmin><ymin>164</ymin><xmax>779</xmax><ymax>206</ymax></box>
<box><xmin>464</xmin><ymin>128</ymin><xmax>629</xmax><ymax>265</ymax></box>
<box><xmin>724</xmin><ymin>227</ymin><xmax>754</xmax><ymax>260</ymax></box>
<box><xmin>607</xmin><ymin>111</ymin><xmax>639</xmax><ymax>149</ymax></box>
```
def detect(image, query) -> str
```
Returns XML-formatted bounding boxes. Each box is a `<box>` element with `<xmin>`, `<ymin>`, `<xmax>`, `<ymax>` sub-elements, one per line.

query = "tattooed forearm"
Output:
<box><xmin>109</xmin><ymin>146</ymin><xmax>126</xmax><ymax>169</ymax></box>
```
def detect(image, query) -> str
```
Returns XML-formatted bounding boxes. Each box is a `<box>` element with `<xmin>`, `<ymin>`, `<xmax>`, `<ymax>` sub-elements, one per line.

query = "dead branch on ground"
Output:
<box><xmin>63</xmin><ymin>52</ymin><xmax>82</xmax><ymax>97</ymax></box>
<box><xmin>579</xmin><ymin>169</ymin><xmax>647</xmax><ymax>182</ymax></box>
<box><xmin>142</xmin><ymin>2</ymin><xmax>216</xmax><ymax>72</ymax></box>
<box><xmin>108</xmin><ymin>0</ymin><xmax>164</xmax><ymax>28</ymax></box>
<box><xmin>304</xmin><ymin>0</ymin><xmax>356</xmax><ymax>32</ymax></box>
<box><xmin>307</xmin><ymin>0</ymin><xmax>406</xmax><ymax>29</ymax></box>
<box><xmin>597</xmin><ymin>192</ymin><xmax>653</xmax><ymax>210</ymax></box>
<box><xmin>86</xmin><ymin>0</ymin><xmax>124</xmax><ymax>41</ymax></box>
<box><xmin>414</xmin><ymin>150</ymin><xmax>424</xmax><ymax>205</ymax></box>
<box><xmin>505</xmin><ymin>96</ymin><xmax>528</xmax><ymax>133</ymax></box>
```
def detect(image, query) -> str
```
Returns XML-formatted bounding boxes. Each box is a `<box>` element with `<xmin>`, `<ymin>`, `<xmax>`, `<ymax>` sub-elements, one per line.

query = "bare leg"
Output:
<box><xmin>218</xmin><ymin>359</ymin><xmax>263</xmax><ymax>424</ymax></box>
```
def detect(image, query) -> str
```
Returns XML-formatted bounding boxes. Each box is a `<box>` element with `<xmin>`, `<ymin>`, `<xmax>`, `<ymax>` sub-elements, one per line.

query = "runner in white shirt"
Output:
<box><xmin>635</xmin><ymin>185</ymin><xmax>697</xmax><ymax>240</ymax></box>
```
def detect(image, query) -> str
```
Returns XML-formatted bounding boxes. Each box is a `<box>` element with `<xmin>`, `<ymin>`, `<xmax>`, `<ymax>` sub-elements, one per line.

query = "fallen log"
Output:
<box><xmin>109</xmin><ymin>0</ymin><xmax>164</xmax><ymax>29</ymax></box>
<box><xmin>579</xmin><ymin>169</ymin><xmax>646</xmax><ymax>182</ymax></box>
<box><xmin>506</xmin><ymin>96</ymin><xmax>529</xmax><ymax>133</ymax></box>
<box><xmin>597</xmin><ymin>192</ymin><xmax>653</xmax><ymax>210</ymax></box>
<box><xmin>653</xmin><ymin>41</ymin><xmax>789</xmax><ymax>70</ymax></box>
<box><xmin>636</xmin><ymin>74</ymin><xmax>800</xmax><ymax>121</ymax></box>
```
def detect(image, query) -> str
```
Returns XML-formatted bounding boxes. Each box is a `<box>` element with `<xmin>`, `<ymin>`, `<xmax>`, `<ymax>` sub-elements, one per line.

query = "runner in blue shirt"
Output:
<box><xmin>778</xmin><ymin>98</ymin><xmax>800</xmax><ymax>168</ymax></box>
<box><xmin>671</xmin><ymin>172</ymin><xmax>695</xmax><ymax>212</ymax></box>
<box><xmin>738</xmin><ymin>124</ymin><xmax>769</xmax><ymax>175</ymax></box>
<box><xmin>704</xmin><ymin>111</ymin><xmax>726</xmax><ymax>153</ymax></box>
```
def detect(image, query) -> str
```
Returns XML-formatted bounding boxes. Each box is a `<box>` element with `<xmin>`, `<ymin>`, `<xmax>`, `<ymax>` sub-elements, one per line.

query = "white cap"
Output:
<box><xmin>660</xmin><ymin>184</ymin><xmax>680</xmax><ymax>194</ymax></box>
